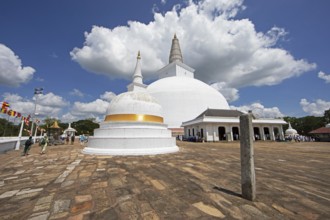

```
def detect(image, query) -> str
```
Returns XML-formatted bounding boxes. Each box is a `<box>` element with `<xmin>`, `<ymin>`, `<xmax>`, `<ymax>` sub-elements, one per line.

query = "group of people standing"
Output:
<box><xmin>22</xmin><ymin>134</ymin><xmax>49</xmax><ymax>156</ymax></box>
<box><xmin>22</xmin><ymin>133</ymin><xmax>87</xmax><ymax>156</ymax></box>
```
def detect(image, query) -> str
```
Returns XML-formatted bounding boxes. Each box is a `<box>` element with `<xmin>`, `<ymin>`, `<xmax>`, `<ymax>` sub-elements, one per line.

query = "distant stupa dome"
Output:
<box><xmin>285</xmin><ymin>122</ymin><xmax>298</xmax><ymax>136</ymax></box>
<box><xmin>147</xmin><ymin>34</ymin><xmax>230</xmax><ymax>128</ymax></box>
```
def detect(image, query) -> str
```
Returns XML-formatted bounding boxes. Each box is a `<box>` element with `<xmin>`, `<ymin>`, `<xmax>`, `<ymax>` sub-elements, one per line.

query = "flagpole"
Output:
<box><xmin>15</xmin><ymin>119</ymin><xmax>24</xmax><ymax>150</ymax></box>
<box><xmin>31</xmin><ymin>88</ymin><xmax>43</xmax><ymax>142</ymax></box>
<box><xmin>33</xmin><ymin>124</ymin><xmax>38</xmax><ymax>143</ymax></box>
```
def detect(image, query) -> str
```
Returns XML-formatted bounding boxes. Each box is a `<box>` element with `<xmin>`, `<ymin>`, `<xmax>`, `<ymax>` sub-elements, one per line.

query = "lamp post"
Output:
<box><xmin>31</xmin><ymin>88</ymin><xmax>43</xmax><ymax>142</ymax></box>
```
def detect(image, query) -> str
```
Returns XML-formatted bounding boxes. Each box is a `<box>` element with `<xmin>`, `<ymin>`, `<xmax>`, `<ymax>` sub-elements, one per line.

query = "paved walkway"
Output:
<box><xmin>0</xmin><ymin>141</ymin><xmax>329</xmax><ymax>219</ymax></box>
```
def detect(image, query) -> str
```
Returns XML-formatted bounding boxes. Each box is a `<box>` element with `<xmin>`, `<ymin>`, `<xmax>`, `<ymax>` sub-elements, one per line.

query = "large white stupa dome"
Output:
<box><xmin>147</xmin><ymin>76</ymin><xmax>229</xmax><ymax>128</ymax></box>
<box><xmin>147</xmin><ymin>34</ymin><xmax>230</xmax><ymax>129</ymax></box>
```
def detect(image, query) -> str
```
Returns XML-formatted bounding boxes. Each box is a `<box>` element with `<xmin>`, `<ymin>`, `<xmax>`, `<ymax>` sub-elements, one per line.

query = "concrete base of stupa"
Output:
<box><xmin>82</xmin><ymin>121</ymin><xmax>178</xmax><ymax>155</ymax></box>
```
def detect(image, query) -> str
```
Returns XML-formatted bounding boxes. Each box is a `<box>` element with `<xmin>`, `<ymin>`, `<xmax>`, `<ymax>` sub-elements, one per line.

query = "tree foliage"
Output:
<box><xmin>71</xmin><ymin>119</ymin><xmax>99</xmax><ymax>136</ymax></box>
<box><xmin>283</xmin><ymin>115</ymin><xmax>324</xmax><ymax>135</ymax></box>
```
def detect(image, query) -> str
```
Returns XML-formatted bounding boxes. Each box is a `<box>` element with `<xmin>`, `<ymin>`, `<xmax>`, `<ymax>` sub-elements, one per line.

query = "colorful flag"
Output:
<box><xmin>1</xmin><ymin>101</ymin><xmax>10</xmax><ymax>109</ymax></box>
<box><xmin>7</xmin><ymin>110</ymin><xmax>16</xmax><ymax>117</ymax></box>
<box><xmin>1</xmin><ymin>108</ymin><xmax>7</xmax><ymax>114</ymax></box>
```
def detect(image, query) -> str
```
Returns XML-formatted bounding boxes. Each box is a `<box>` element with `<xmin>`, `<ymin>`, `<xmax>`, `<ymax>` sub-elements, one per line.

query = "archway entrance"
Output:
<box><xmin>253</xmin><ymin>127</ymin><xmax>261</xmax><ymax>140</ymax></box>
<box><xmin>232</xmin><ymin>127</ymin><xmax>239</xmax><ymax>140</ymax></box>
<box><xmin>264</xmin><ymin>127</ymin><xmax>270</xmax><ymax>140</ymax></box>
<box><xmin>218</xmin><ymin>127</ymin><xmax>226</xmax><ymax>140</ymax></box>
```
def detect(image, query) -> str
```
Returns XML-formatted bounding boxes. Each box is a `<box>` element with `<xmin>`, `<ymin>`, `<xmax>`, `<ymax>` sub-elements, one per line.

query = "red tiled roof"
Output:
<box><xmin>309</xmin><ymin>127</ymin><xmax>330</xmax><ymax>134</ymax></box>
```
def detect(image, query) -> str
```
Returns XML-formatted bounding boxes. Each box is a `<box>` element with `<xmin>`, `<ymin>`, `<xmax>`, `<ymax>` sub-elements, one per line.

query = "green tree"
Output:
<box><xmin>71</xmin><ymin>119</ymin><xmax>99</xmax><ymax>136</ymax></box>
<box><xmin>324</xmin><ymin>109</ymin><xmax>330</xmax><ymax>125</ymax></box>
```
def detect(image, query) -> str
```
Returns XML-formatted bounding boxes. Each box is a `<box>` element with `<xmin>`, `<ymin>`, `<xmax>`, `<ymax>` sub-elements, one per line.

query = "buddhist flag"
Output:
<box><xmin>1</xmin><ymin>108</ymin><xmax>7</xmax><ymax>114</ymax></box>
<box><xmin>7</xmin><ymin>110</ymin><xmax>16</xmax><ymax>117</ymax></box>
<box><xmin>1</xmin><ymin>101</ymin><xmax>10</xmax><ymax>109</ymax></box>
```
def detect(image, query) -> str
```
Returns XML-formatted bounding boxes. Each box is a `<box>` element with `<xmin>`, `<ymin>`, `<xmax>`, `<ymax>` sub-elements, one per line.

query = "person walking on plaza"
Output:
<box><xmin>40</xmin><ymin>134</ymin><xmax>49</xmax><ymax>154</ymax></box>
<box><xmin>22</xmin><ymin>136</ymin><xmax>33</xmax><ymax>156</ymax></box>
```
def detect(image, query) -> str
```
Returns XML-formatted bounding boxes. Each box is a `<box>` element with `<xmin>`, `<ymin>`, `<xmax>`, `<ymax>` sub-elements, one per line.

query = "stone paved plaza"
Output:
<box><xmin>0</xmin><ymin>140</ymin><xmax>329</xmax><ymax>220</ymax></box>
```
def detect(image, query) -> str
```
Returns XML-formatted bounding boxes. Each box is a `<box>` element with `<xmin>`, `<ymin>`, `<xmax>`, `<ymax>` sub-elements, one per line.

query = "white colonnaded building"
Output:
<box><xmin>83</xmin><ymin>52</ymin><xmax>178</xmax><ymax>155</ymax></box>
<box><xmin>147</xmin><ymin>35</ymin><xmax>287</xmax><ymax>141</ymax></box>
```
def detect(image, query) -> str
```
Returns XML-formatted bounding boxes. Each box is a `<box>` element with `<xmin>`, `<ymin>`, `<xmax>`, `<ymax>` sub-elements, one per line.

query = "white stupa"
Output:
<box><xmin>147</xmin><ymin>34</ymin><xmax>230</xmax><ymax>129</ymax></box>
<box><xmin>83</xmin><ymin>52</ymin><xmax>178</xmax><ymax>155</ymax></box>
<box><xmin>285</xmin><ymin>122</ymin><xmax>298</xmax><ymax>137</ymax></box>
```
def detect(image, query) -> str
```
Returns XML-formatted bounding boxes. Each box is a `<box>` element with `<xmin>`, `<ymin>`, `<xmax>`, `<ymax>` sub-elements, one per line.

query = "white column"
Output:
<box><xmin>15</xmin><ymin>119</ymin><xmax>24</xmax><ymax>150</ymax></box>
<box><xmin>260</xmin><ymin>127</ymin><xmax>266</xmax><ymax>141</ymax></box>
<box><xmin>279</xmin><ymin>126</ymin><xmax>285</xmax><ymax>140</ymax></box>
<box><xmin>270</xmin><ymin>127</ymin><xmax>275</xmax><ymax>141</ymax></box>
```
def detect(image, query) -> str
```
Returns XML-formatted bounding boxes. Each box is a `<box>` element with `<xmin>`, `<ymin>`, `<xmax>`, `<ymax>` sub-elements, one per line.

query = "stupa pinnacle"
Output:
<box><xmin>169</xmin><ymin>34</ymin><xmax>183</xmax><ymax>63</ymax></box>
<box><xmin>127</xmin><ymin>51</ymin><xmax>147</xmax><ymax>92</ymax></box>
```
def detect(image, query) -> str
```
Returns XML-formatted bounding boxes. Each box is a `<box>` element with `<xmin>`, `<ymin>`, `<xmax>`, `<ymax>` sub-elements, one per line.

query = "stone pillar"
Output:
<box><xmin>239</xmin><ymin>113</ymin><xmax>256</xmax><ymax>201</ymax></box>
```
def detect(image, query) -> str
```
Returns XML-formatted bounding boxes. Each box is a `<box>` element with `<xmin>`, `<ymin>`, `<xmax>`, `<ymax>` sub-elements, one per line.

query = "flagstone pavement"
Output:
<box><xmin>0</xmin><ymin>140</ymin><xmax>329</xmax><ymax>220</ymax></box>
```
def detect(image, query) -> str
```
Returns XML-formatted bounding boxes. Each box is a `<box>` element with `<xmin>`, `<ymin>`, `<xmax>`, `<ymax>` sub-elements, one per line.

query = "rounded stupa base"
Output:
<box><xmin>82</xmin><ymin>137</ymin><xmax>178</xmax><ymax>155</ymax></box>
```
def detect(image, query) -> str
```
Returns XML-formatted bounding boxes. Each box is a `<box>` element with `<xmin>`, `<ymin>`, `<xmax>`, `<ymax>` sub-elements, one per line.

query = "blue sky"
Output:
<box><xmin>0</xmin><ymin>0</ymin><xmax>329</xmax><ymax>123</ymax></box>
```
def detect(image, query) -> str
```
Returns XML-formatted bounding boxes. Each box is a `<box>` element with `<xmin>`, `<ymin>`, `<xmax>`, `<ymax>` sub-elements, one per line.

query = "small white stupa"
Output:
<box><xmin>83</xmin><ymin>52</ymin><xmax>178</xmax><ymax>155</ymax></box>
<box><xmin>285</xmin><ymin>122</ymin><xmax>298</xmax><ymax>137</ymax></box>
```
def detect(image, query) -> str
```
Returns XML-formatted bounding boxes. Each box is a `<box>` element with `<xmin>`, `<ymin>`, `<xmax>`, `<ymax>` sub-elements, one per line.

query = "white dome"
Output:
<box><xmin>105</xmin><ymin>91</ymin><xmax>164</xmax><ymax>122</ymax></box>
<box><xmin>147</xmin><ymin>76</ymin><xmax>230</xmax><ymax>128</ymax></box>
<box><xmin>285</xmin><ymin>128</ymin><xmax>298</xmax><ymax>136</ymax></box>
<box><xmin>285</xmin><ymin>122</ymin><xmax>298</xmax><ymax>136</ymax></box>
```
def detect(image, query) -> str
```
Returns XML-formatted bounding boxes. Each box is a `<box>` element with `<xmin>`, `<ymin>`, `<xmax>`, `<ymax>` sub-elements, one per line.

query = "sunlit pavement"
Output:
<box><xmin>0</xmin><ymin>140</ymin><xmax>329</xmax><ymax>219</ymax></box>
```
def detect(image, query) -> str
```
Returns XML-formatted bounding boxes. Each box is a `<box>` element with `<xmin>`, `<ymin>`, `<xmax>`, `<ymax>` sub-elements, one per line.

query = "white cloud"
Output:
<box><xmin>2</xmin><ymin>92</ymin><xmax>69</xmax><ymax>119</ymax></box>
<box><xmin>211</xmin><ymin>82</ymin><xmax>239</xmax><ymax>102</ymax></box>
<box><xmin>300</xmin><ymin>98</ymin><xmax>330</xmax><ymax>116</ymax></box>
<box><xmin>69</xmin><ymin>89</ymin><xmax>84</xmax><ymax>97</ymax></box>
<box><xmin>100</xmin><ymin>91</ymin><xmax>116</xmax><ymax>102</ymax></box>
<box><xmin>0</xmin><ymin>44</ymin><xmax>35</xmax><ymax>87</ymax></box>
<box><xmin>71</xmin><ymin>0</ymin><xmax>315</xmax><ymax>91</ymax></box>
<box><xmin>70</xmin><ymin>99</ymin><xmax>109</xmax><ymax>117</ymax></box>
<box><xmin>231</xmin><ymin>102</ymin><xmax>284</xmax><ymax>118</ymax></box>
<box><xmin>318</xmin><ymin>71</ymin><xmax>330</xmax><ymax>83</ymax></box>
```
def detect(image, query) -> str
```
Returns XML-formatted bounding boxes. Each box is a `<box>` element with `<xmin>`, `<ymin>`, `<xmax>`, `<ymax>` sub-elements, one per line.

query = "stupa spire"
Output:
<box><xmin>132</xmin><ymin>51</ymin><xmax>143</xmax><ymax>84</ymax></box>
<box><xmin>127</xmin><ymin>51</ymin><xmax>147</xmax><ymax>91</ymax></box>
<box><xmin>169</xmin><ymin>34</ymin><xmax>183</xmax><ymax>63</ymax></box>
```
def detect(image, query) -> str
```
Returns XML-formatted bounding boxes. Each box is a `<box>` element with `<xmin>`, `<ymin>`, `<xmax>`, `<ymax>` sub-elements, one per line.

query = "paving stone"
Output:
<box><xmin>49</xmin><ymin>211</ymin><xmax>69</xmax><ymax>219</ymax></box>
<box><xmin>52</xmin><ymin>199</ymin><xmax>71</xmax><ymax>213</ymax></box>
<box><xmin>150</xmin><ymin>179</ymin><xmax>166</xmax><ymax>190</ymax></box>
<box><xmin>91</xmin><ymin>181</ymin><xmax>108</xmax><ymax>188</ymax></box>
<box><xmin>33</xmin><ymin>202</ymin><xmax>51</xmax><ymax>212</ymax></box>
<box><xmin>4</xmin><ymin>176</ymin><xmax>18</xmax><ymax>180</ymax></box>
<box><xmin>0</xmin><ymin>189</ymin><xmax>20</xmax><ymax>198</ymax></box>
<box><xmin>75</xmin><ymin>194</ymin><xmax>92</xmax><ymax>203</ymax></box>
<box><xmin>61</xmin><ymin>180</ymin><xmax>75</xmax><ymax>187</ymax></box>
<box><xmin>192</xmin><ymin>201</ymin><xmax>226</xmax><ymax>218</ymax></box>
<box><xmin>28</xmin><ymin>211</ymin><xmax>50</xmax><ymax>220</ymax></box>
<box><xmin>67</xmin><ymin>211</ymin><xmax>91</xmax><ymax>220</ymax></box>
<box><xmin>241</xmin><ymin>204</ymin><xmax>270</xmax><ymax>219</ymax></box>
<box><xmin>71</xmin><ymin>200</ymin><xmax>93</xmax><ymax>214</ymax></box>
<box><xmin>16</xmin><ymin>188</ymin><xmax>43</xmax><ymax>195</ymax></box>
